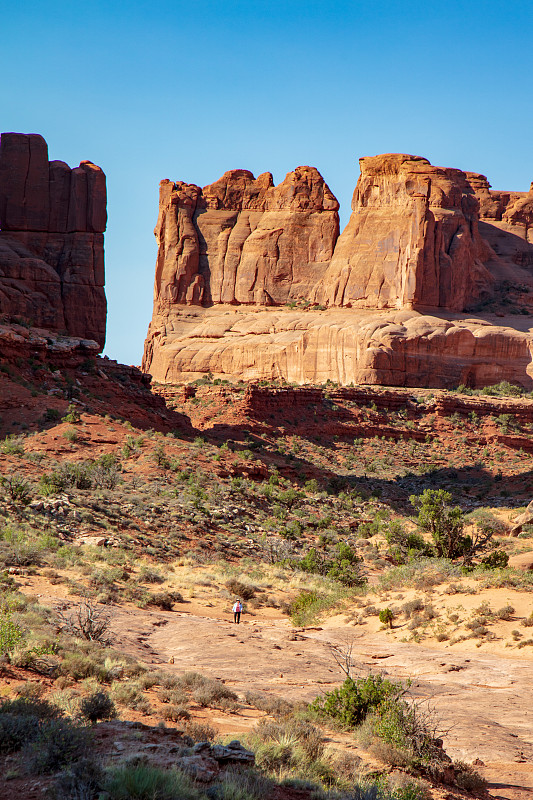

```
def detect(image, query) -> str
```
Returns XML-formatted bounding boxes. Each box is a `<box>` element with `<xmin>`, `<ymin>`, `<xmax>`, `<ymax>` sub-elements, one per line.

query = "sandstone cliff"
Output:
<box><xmin>144</xmin><ymin>154</ymin><xmax>533</xmax><ymax>389</ymax></box>
<box><xmin>0</xmin><ymin>132</ymin><xmax>107</xmax><ymax>348</ymax></box>
<box><xmin>154</xmin><ymin>166</ymin><xmax>339</xmax><ymax>309</ymax></box>
<box><xmin>312</xmin><ymin>154</ymin><xmax>493</xmax><ymax>311</ymax></box>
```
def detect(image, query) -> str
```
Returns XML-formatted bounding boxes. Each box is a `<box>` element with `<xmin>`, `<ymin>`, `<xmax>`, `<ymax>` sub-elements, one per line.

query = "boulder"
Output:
<box><xmin>191</xmin><ymin>739</ymin><xmax>255</xmax><ymax>765</ymax></box>
<box><xmin>508</xmin><ymin>551</ymin><xmax>533</xmax><ymax>571</ymax></box>
<box><xmin>510</xmin><ymin>500</ymin><xmax>533</xmax><ymax>536</ymax></box>
<box><xmin>175</xmin><ymin>754</ymin><xmax>220</xmax><ymax>782</ymax></box>
<box><xmin>210</xmin><ymin>740</ymin><xmax>255</xmax><ymax>764</ymax></box>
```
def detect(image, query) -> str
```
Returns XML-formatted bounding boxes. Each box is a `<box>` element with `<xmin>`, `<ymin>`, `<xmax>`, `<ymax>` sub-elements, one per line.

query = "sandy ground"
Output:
<box><xmin>26</xmin><ymin>577</ymin><xmax>532</xmax><ymax>800</ymax></box>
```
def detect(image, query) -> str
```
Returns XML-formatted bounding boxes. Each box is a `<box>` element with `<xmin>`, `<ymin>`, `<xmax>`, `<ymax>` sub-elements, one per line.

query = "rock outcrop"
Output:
<box><xmin>0</xmin><ymin>132</ymin><xmax>107</xmax><ymax>348</ymax></box>
<box><xmin>312</xmin><ymin>154</ymin><xmax>493</xmax><ymax>311</ymax></box>
<box><xmin>143</xmin><ymin>154</ymin><xmax>533</xmax><ymax>388</ymax></box>
<box><xmin>154</xmin><ymin>166</ymin><xmax>339</xmax><ymax>309</ymax></box>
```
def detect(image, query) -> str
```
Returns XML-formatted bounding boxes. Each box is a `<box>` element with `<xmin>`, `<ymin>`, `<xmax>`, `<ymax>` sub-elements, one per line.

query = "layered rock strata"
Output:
<box><xmin>143</xmin><ymin>154</ymin><xmax>533</xmax><ymax>388</ymax></box>
<box><xmin>0</xmin><ymin>132</ymin><xmax>107</xmax><ymax>348</ymax></box>
<box><xmin>143</xmin><ymin>306</ymin><xmax>533</xmax><ymax>389</ymax></box>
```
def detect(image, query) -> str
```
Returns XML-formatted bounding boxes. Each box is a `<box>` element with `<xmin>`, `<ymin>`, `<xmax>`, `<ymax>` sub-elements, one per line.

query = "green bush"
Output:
<box><xmin>0</xmin><ymin>611</ymin><xmax>24</xmax><ymax>655</ymax></box>
<box><xmin>0</xmin><ymin>474</ymin><xmax>31</xmax><ymax>505</ymax></box>
<box><xmin>103</xmin><ymin>764</ymin><xmax>203</xmax><ymax>800</ymax></box>
<box><xmin>384</xmin><ymin>521</ymin><xmax>433</xmax><ymax>564</ymax></box>
<box><xmin>51</xmin><ymin>756</ymin><xmax>104</xmax><ymax>800</ymax></box>
<box><xmin>79</xmin><ymin>691</ymin><xmax>117</xmax><ymax>724</ymax></box>
<box><xmin>480</xmin><ymin>550</ymin><xmax>509</xmax><ymax>569</ymax></box>
<box><xmin>379</xmin><ymin>608</ymin><xmax>394</xmax><ymax>628</ymax></box>
<box><xmin>297</xmin><ymin>542</ymin><xmax>366</xmax><ymax>587</ymax></box>
<box><xmin>310</xmin><ymin>674</ymin><xmax>403</xmax><ymax>727</ymax></box>
<box><xmin>23</xmin><ymin>717</ymin><xmax>92</xmax><ymax>774</ymax></box>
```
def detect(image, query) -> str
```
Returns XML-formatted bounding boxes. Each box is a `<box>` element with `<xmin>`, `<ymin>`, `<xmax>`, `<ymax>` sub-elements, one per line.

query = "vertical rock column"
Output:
<box><xmin>0</xmin><ymin>132</ymin><xmax>107</xmax><ymax>348</ymax></box>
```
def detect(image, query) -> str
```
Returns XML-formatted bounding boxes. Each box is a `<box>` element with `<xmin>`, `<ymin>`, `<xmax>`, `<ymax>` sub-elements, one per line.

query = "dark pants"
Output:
<box><xmin>234</xmin><ymin>612</ymin><xmax>241</xmax><ymax>624</ymax></box>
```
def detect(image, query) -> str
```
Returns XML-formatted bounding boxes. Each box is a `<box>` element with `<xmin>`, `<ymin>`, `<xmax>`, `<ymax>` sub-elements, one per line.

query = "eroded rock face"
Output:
<box><xmin>0</xmin><ymin>133</ymin><xmax>107</xmax><ymax>348</ymax></box>
<box><xmin>143</xmin><ymin>154</ymin><xmax>533</xmax><ymax>388</ymax></box>
<box><xmin>153</xmin><ymin>166</ymin><xmax>339</xmax><ymax>309</ymax></box>
<box><xmin>313</xmin><ymin>154</ymin><xmax>493</xmax><ymax>311</ymax></box>
<box><xmin>144</xmin><ymin>306</ymin><xmax>533</xmax><ymax>389</ymax></box>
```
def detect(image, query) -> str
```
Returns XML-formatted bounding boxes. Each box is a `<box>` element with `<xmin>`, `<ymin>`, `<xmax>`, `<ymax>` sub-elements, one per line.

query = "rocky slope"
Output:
<box><xmin>143</xmin><ymin>154</ymin><xmax>533</xmax><ymax>387</ymax></box>
<box><xmin>0</xmin><ymin>132</ymin><xmax>107</xmax><ymax>348</ymax></box>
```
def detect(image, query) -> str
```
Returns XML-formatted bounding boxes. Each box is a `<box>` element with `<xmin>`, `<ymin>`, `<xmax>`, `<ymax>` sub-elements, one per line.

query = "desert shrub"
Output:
<box><xmin>297</xmin><ymin>543</ymin><xmax>366</xmax><ymax>587</ymax></box>
<box><xmin>288</xmin><ymin>590</ymin><xmax>338</xmax><ymax>626</ymax></box>
<box><xmin>143</xmin><ymin>591</ymin><xmax>183</xmax><ymax>610</ymax></box>
<box><xmin>411</xmin><ymin>490</ymin><xmax>469</xmax><ymax>560</ymax></box>
<box><xmin>453</xmin><ymin>761</ymin><xmax>488</xmax><ymax>792</ymax></box>
<box><xmin>0</xmin><ymin>712</ymin><xmax>42</xmax><ymax>753</ymax></box>
<box><xmin>62</xmin><ymin>404</ymin><xmax>81</xmax><ymax>424</ymax></box>
<box><xmin>225</xmin><ymin>578</ymin><xmax>257</xmax><ymax>600</ymax></box>
<box><xmin>192</xmin><ymin>679</ymin><xmax>238</xmax><ymax>708</ymax></box>
<box><xmin>0</xmin><ymin>697</ymin><xmax>59</xmax><ymax>755</ymax></box>
<box><xmin>401</xmin><ymin>599</ymin><xmax>424</xmax><ymax>619</ymax></box>
<box><xmin>480</xmin><ymin>550</ymin><xmax>509</xmax><ymax>569</ymax></box>
<box><xmin>311</xmin><ymin>674</ymin><xmax>404</xmax><ymax>728</ymax></box>
<box><xmin>244</xmin><ymin>690</ymin><xmax>293</xmax><ymax>717</ymax></box>
<box><xmin>175</xmin><ymin>671</ymin><xmax>210</xmax><ymax>689</ymax></box>
<box><xmin>51</xmin><ymin>756</ymin><xmax>104</xmax><ymax>800</ymax></box>
<box><xmin>161</xmin><ymin>704</ymin><xmax>190</xmax><ymax>722</ymax></box>
<box><xmin>0</xmin><ymin>473</ymin><xmax>31</xmax><ymax>504</ymax></box>
<box><xmin>0</xmin><ymin>610</ymin><xmax>24</xmax><ymax>655</ymax></box>
<box><xmin>138</xmin><ymin>566</ymin><xmax>165</xmax><ymax>584</ymax></box>
<box><xmin>0</xmin><ymin>435</ymin><xmax>25</xmax><ymax>455</ymax></box>
<box><xmin>55</xmin><ymin>597</ymin><xmax>112</xmax><ymax>644</ymax></box>
<box><xmin>379</xmin><ymin>608</ymin><xmax>394</xmax><ymax>628</ymax></box>
<box><xmin>103</xmin><ymin>764</ymin><xmax>203</xmax><ymax>800</ymax></box>
<box><xmin>43</xmin><ymin>408</ymin><xmax>62</xmax><ymax>422</ymax></box>
<box><xmin>384</xmin><ymin>522</ymin><xmax>433</xmax><ymax>564</ymax></box>
<box><xmin>63</xmin><ymin>427</ymin><xmax>78</xmax><ymax>443</ymax></box>
<box><xmin>495</xmin><ymin>604</ymin><xmax>515</xmax><ymax>620</ymax></box>
<box><xmin>79</xmin><ymin>691</ymin><xmax>117</xmax><ymax>724</ymax></box>
<box><xmin>369</xmin><ymin>697</ymin><xmax>442</xmax><ymax>766</ymax></box>
<box><xmin>251</xmin><ymin>717</ymin><xmax>328</xmax><ymax>782</ymax></box>
<box><xmin>182</xmin><ymin>719</ymin><xmax>216</xmax><ymax>742</ymax></box>
<box><xmin>212</xmin><ymin>767</ymin><xmax>274</xmax><ymax>800</ymax></box>
<box><xmin>60</xmin><ymin>653</ymin><xmax>108</xmax><ymax>682</ymax></box>
<box><xmin>110</xmin><ymin>683</ymin><xmax>148</xmax><ymax>711</ymax></box>
<box><xmin>23</xmin><ymin>717</ymin><xmax>91</xmax><ymax>774</ymax></box>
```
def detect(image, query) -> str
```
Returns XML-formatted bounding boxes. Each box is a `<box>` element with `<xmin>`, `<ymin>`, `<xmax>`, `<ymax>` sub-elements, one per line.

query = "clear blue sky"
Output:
<box><xmin>2</xmin><ymin>0</ymin><xmax>532</xmax><ymax>365</ymax></box>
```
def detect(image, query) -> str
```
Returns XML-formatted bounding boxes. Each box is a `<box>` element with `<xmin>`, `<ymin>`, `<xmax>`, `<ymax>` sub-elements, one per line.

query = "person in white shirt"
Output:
<box><xmin>232</xmin><ymin>599</ymin><xmax>242</xmax><ymax>624</ymax></box>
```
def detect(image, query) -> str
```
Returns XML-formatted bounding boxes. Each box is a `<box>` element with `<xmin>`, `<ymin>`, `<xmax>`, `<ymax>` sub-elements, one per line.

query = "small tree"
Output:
<box><xmin>55</xmin><ymin>598</ymin><xmax>113</xmax><ymax>645</ymax></box>
<box><xmin>410</xmin><ymin>489</ymin><xmax>470</xmax><ymax>560</ymax></box>
<box><xmin>379</xmin><ymin>607</ymin><xmax>394</xmax><ymax>629</ymax></box>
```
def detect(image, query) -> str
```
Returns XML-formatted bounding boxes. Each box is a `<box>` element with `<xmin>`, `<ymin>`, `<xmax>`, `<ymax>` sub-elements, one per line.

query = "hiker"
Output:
<box><xmin>233</xmin><ymin>599</ymin><xmax>242</xmax><ymax>624</ymax></box>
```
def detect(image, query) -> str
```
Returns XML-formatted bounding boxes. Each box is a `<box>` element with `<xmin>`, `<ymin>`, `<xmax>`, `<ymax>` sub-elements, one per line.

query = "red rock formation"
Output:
<box><xmin>0</xmin><ymin>133</ymin><xmax>107</xmax><ymax>348</ymax></box>
<box><xmin>312</xmin><ymin>154</ymin><xmax>493</xmax><ymax>311</ymax></box>
<box><xmin>153</xmin><ymin>166</ymin><xmax>339</xmax><ymax>309</ymax></box>
<box><xmin>143</xmin><ymin>154</ymin><xmax>533</xmax><ymax>389</ymax></box>
<box><xmin>467</xmin><ymin>172</ymin><xmax>533</xmax><ymax>277</ymax></box>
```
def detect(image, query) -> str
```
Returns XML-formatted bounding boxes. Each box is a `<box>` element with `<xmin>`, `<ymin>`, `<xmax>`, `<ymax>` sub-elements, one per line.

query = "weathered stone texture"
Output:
<box><xmin>0</xmin><ymin>133</ymin><xmax>107</xmax><ymax>348</ymax></box>
<box><xmin>144</xmin><ymin>153</ymin><xmax>533</xmax><ymax>388</ymax></box>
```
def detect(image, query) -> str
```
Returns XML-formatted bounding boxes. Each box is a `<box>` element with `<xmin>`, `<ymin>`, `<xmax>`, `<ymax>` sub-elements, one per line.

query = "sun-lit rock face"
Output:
<box><xmin>143</xmin><ymin>154</ymin><xmax>533</xmax><ymax>388</ymax></box>
<box><xmin>0</xmin><ymin>132</ymin><xmax>107</xmax><ymax>348</ymax></box>
<box><xmin>312</xmin><ymin>154</ymin><xmax>493</xmax><ymax>311</ymax></box>
<box><xmin>153</xmin><ymin>166</ymin><xmax>339</xmax><ymax>309</ymax></box>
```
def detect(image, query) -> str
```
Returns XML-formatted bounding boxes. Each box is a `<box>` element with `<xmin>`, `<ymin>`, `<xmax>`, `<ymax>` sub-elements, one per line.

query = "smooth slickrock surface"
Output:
<box><xmin>143</xmin><ymin>154</ymin><xmax>533</xmax><ymax>387</ymax></box>
<box><xmin>0</xmin><ymin>132</ymin><xmax>107</xmax><ymax>348</ymax></box>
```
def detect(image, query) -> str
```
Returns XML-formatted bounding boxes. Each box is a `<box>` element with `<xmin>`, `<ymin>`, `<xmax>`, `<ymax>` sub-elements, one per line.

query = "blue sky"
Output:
<box><xmin>2</xmin><ymin>0</ymin><xmax>532</xmax><ymax>364</ymax></box>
